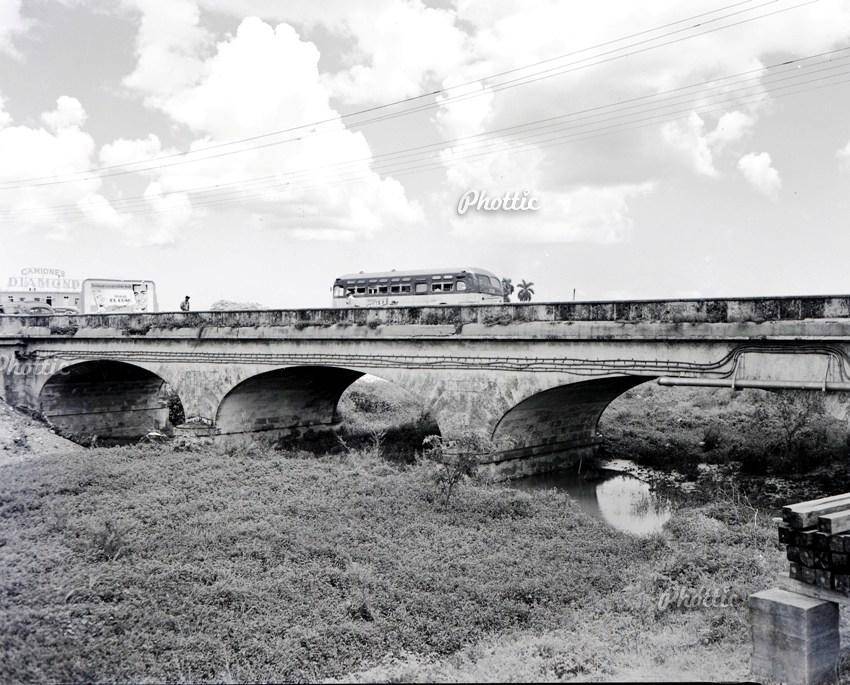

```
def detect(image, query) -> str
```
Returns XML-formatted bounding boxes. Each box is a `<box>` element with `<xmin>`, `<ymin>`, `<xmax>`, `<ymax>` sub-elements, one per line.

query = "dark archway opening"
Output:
<box><xmin>39</xmin><ymin>360</ymin><xmax>185</xmax><ymax>446</ymax></box>
<box><xmin>491</xmin><ymin>376</ymin><xmax>648</xmax><ymax>462</ymax></box>
<box><xmin>215</xmin><ymin>367</ymin><xmax>440</xmax><ymax>461</ymax></box>
<box><xmin>216</xmin><ymin>366</ymin><xmax>363</xmax><ymax>437</ymax></box>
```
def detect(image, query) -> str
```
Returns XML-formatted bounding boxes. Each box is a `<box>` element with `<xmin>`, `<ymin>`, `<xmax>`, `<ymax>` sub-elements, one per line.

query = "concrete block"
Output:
<box><xmin>749</xmin><ymin>588</ymin><xmax>839</xmax><ymax>685</ymax></box>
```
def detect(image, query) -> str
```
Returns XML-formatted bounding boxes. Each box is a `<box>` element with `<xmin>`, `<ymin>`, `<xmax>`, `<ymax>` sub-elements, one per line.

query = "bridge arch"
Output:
<box><xmin>214</xmin><ymin>365</ymin><xmax>446</xmax><ymax>455</ymax></box>
<box><xmin>38</xmin><ymin>359</ymin><xmax>185</xmax><ymax>444</ymax></box>
<box><xmin>489</xmin><ymin>376</ymin><xmax>651</xmax><ymax>477</ymax></box>
<box><xmin>215</xmin><ymin>365</ymin><xmax>367</xmax><ymax>436</ymax></box>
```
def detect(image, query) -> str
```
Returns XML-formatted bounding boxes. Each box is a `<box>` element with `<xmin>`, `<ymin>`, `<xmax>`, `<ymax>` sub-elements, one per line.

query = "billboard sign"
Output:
<box><xmin>81</xmin><ymin>279</ymin><xmax>157</xmax><ymax>314</ymax></box>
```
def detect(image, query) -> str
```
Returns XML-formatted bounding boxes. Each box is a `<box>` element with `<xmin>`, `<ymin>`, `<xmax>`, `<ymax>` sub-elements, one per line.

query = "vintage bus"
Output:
<box><xmin>331</xmin><ymin>268</ymin><xmax>505</xmax><ymax>308</ymax></box>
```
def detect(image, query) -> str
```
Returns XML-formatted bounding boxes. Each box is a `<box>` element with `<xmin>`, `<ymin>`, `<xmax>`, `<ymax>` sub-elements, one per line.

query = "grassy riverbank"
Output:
<box><xmin>600</xmin><ymin>383</ymin><xmax>850</xmax><ymax>505</ymax></box>
<box><xmin>5</xmin><ymin>380</ymin><xmax>850</xmax><ymax>681</ymax></box>
<box><xmin>2</xmin><ymin>436</ymin><xmax>788</xmax><ymax>682</ymax></box>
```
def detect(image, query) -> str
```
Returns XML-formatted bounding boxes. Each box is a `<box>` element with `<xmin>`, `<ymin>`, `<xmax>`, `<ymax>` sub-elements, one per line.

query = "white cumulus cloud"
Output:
<box><xmin>10</xmin><ymin>0</ymin><xmax>850</xmax><ymax>248</ymax></box>
<box><xmin>41</xmin><ymin>96</ymin><xmax>88</xmax><ymax>132</ymax></box>
<box><xmin>120</xmin><ymin>13</ymin><xmax>424</xmax><ymax>240</ymax></box>
<box><xmin>838</xmin><ymin>140</ymin><xmax>850</xmax><ymax>171</ymax></box>
<box><xmin>196</xmin><ymin>0</ymin><xmax>469</xmax><ymax>103</ymax></box>
<box><xmin>322</xmin><ymin>1</ymin><xmax>468</xmax><ymax>104</ymax></box>
<box><xmin>0</xmin><ymin>93</ymin><xmax>12</xmax><ymax>129</ymax></box>
<box><xmin>0</xmin><ymin>97</ymin><xmax>204</xmax><ymax>245</ymax></box>
<box><xmin>0</xmin><ymin>97</ymin><xmax>100</xmax><ymax>238</ymax></box>
<box><xmin>661</xmin><ymin>110</ymin><xmax>756</xmax><ymax>177</ymax></box>
<box><xmin>123</xmin><ymin>0</ymin><xmax>212</xmax><ymax>104</ymax></box>
<box><xmin>661</xmin><ymin>113</ymin><xmax>719</xmax><ymax>177</ymax></box>
<box><xmin>0</xmin><ymin>0</ymin><xmax>30</xmax><ymax>59</ymax></box>
<box><xmin>99</xmin><ymin>134</ymin><xmax>166</xmax><ymax>169</ymax></box>
<box><xmin>429</xmin><ymin>0</ymin><xmax>850</xmax><ymax>235</ymax></box>
<box><xmin>737</xmin><ymin>152</ymin><xmax>781</xmax><ymax>200</ymax></box>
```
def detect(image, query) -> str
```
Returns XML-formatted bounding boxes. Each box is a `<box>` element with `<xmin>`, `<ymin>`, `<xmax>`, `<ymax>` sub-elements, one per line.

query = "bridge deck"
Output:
<box><xmin>3</xmin><ymin>295</ymin><xmax>850</xmax><ymax>332</ymax></box>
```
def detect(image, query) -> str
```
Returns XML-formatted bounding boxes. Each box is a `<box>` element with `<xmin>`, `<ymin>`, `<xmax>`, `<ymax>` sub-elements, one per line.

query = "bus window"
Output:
<box><xmin>400</xmin><ymin>285</ymin><xmax>411</xmax><ymax>293</ymax></box>
<box><xmin>333</xmin><ymin>286</ymin><xmax>345</xmax><ymax>297</ymax></box>
<box><xmin>356</xmin><ymin>287</ymin><xmax>366</xmax><ymax>294</ymax></box>
<box><xmin>378</xmin><ymin>286</ymin><xmax>388</xmax><ymax>294</ymax></box>
<box><xmin>457</xmin><ymin>281</ymin><xmax>467</xmax><ymax>291</ymax></box>
<box><xmin>415</xmin><ymin>282</ymin><xmax>427</xmax><ymax>294</ymax></box>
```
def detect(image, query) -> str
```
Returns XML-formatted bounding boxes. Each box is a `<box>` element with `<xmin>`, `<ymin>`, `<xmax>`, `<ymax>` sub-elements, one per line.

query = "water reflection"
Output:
<box><xmin>512</xmin><ymin>466</ymin><xmax>673</xmax><ymax>535</ymax></box>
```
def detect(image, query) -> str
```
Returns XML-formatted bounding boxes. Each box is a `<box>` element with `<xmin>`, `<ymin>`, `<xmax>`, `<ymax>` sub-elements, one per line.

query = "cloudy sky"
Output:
<box><xmin>1</xmin><ymin>0</ymin><xmax>850</xmax><ymax>309</ymax></box>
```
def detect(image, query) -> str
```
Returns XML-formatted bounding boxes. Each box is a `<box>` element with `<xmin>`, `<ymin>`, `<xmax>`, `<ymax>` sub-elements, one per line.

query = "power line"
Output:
<box><xmin>127</xmin><ymin>73</ymin><xmax>850</xmax><ymax>212</ymax></box>
<box><xmin>0</xmin><ymin>0</ymin><xmax>815</xmax><ymax>189</ymax></box>
<box><xmin>4</xmin><ymin>46</ymin><xmax>846</xmax><ymax>219</ymax></box>
<box><xmin>6</xmin><ymin>65</ymin><xmax>847</xmax><ymax>223</ymax></box>
<box><xmin>7</xmin><ymin>65</ymin><xmax>848</xmax><ymax>219</ymax></box>
<box><xmin>0</xmin><ymin>0</ymin><xmax>762</xmax><ymax>186</ymax></box>
<box><xmin>351</xmin><ymin>0</ymin><xmax>816</xmax><ymax>127</ymax></box>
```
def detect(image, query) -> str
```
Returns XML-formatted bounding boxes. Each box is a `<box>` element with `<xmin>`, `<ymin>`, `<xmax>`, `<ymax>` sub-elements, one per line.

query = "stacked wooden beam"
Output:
<box><xmin>780</xmin><ymin>493</ymin><xmax>850</xmax><ymax>593</ymax></box>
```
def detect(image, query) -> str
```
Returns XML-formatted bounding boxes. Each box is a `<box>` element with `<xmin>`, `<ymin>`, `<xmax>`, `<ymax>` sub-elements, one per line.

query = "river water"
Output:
<box><xmin>512</xmin><ymin>461</ymin><xmax>674</xmax><ymax>535</ymax></box>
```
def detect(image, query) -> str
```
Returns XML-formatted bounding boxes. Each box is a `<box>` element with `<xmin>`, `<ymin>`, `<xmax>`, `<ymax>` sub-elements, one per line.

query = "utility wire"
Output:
<box><xmin>6</xmin><ymin>66</ymin><xmax>847</xmax><ymax>222</ymax></box>
<box><xmin>4</xmin><ymin>47</ymin><xmax>846</xmax><ymax>218</ymax></box>
<box><xmin>0</xmin><ymin>0</ymin><xmax>815</xmax><ymax>189</ymax></box>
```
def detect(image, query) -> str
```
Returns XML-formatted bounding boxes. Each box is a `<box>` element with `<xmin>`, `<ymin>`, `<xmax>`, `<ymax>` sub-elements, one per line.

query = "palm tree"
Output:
<box><xmin>517</xmin><ymin>280</ymin><xmax>535</xmax><ymax>302</ymax></box>
<box><xmin>501</xmin><ymin>277</ymin><xmax>514</xmax><ymax>303</ymax></box>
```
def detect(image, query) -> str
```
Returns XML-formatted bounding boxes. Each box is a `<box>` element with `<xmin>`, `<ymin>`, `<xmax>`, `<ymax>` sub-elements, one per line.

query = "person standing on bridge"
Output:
<box><xmin>180</xmin><ymin>295</ymin><xmax>190</xmax><ymax>312</ymax></box>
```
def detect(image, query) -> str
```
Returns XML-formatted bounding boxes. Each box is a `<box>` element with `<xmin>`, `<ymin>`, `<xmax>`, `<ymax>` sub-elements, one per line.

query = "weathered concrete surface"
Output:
<box><xmin>492</xmin><ymin>376</ymin><xmax>647</xmax><ymax>458</ymax></box>
<box><xmin>4</xmin><ymin>296</ymin><xmax>850</xmax><ymax>477</ymax></box>
<box><xmin>749</xmin><ymin>588</ymin><xmax>839</xmax><ymax>685</ymax></box>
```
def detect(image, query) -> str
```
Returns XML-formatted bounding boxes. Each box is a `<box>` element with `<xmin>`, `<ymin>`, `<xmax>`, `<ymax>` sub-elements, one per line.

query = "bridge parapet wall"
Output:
<box><xmin>4</xmin><ymin>294</ymin><xmax>850</xmax><ymax>341</ymax></box>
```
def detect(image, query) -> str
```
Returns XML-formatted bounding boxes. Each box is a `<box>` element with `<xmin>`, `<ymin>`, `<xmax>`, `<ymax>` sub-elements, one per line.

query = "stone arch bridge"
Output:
<box><xmin>3</xmin><ymin>296</ymin><xmax>850</xmax><ymax>478</ymax></box>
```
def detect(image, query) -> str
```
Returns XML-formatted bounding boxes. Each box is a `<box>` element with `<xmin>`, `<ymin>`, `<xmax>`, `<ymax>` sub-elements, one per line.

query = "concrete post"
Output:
<box><xmin>749</xmin><ymin>588</ymin><xmax>839</xmax><ymax>685</ymax></box>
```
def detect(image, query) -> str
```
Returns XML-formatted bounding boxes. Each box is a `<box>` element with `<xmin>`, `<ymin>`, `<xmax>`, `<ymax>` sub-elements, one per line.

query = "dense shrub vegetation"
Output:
<box><xmin>600</xmin><ymin>384</ymin><xmax>850</xmax><ymax>486</ymax></box>
<box><xmin>0</xmin><ymin>440</ymin><xmax>785</xmax><ymax>682</ymax></box>
<box><xmin>5</xmin><ymin>379</ymin><xmax>850</xmax><ymax>680</ymax></box>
